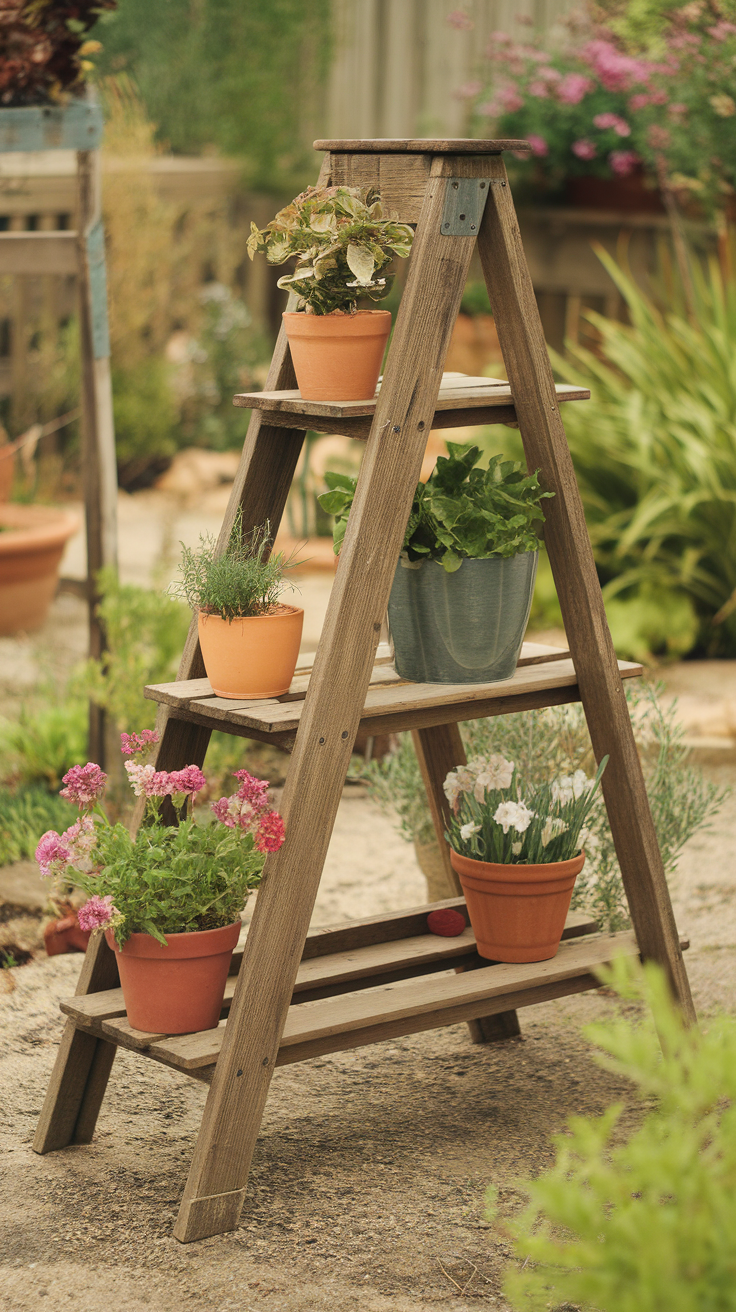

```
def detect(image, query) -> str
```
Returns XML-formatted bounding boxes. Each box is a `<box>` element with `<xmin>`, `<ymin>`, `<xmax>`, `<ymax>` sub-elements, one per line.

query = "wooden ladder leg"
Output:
<box><xmin>33</xmin><ymin>935</ymin><xmax>119</xmax><ymax>1153</ymax></box>
<box><xmin>412</xmin><ymin>725</ymin><xmax>521</xmax><ymax>1044</ymax></box>
<box><xmin>172</xmin><ymin>155</ymin><xmax>486</xmax><ymax>1243</ymax></box>
<box><xmin>477</xmin><ymin>157</ymin><xmax>695</xmax><ymax>1022</ymax></box>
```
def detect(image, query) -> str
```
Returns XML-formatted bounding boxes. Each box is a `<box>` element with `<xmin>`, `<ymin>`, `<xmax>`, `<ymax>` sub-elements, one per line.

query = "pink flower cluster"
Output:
<box><xmin>124</xmin><ymin>761</ymin><xmax>206</xmax><ymax>799</ymax></box>
<box><xmin>77</xmin><ymin>895</ymin><xmax>117</xmax><ymax>933</ymax></box>
<box><xmin>211</xmin><ymin>770</ymin><xmax>285</xmax><ymax>855</ymax></box>
<box><xmin>609</xmin><ymin>150</ymin><xmax>639</xmax><ymax>177</ymax></box>
<box><xmin>593</xmin><ymin>112</ymin><xmax>630</xmax><ymax>136</ymax></box>
<box><xmin>120</xmin><ymin>730</ymin><xmax>159</xmax><ymax>757</ymax></box>
<box><xmin>582</xmin><ymin>39</ymin><xmax>659</xmax><ymax>92</ymax></box>
<box><xmin>60</xmin><ymin>763</ymin><xmax>107</xmax><ymax>808</ymax></box>
<box><xmin>35</xmin><ymin>830</ymin><xmax>72</xmax><ymax>878</ymax></box>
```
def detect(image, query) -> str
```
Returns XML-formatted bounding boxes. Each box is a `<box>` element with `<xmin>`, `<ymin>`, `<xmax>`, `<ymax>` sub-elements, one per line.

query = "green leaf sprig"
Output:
<box><xmin>319</xmin><ymin>444</ymin><xmax>553</xmax><ymax>571</ymax></box>
<box><xmin>247</xmin><ymin>184</ymin><xmax>413</xmax><ymax>316</ymax></box>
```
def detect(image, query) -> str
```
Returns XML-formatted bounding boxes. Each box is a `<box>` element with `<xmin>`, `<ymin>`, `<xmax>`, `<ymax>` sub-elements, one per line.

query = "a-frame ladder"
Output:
<box><xmin>33</xmin><ymin>138</ymin><xmax>694</xmax><ymax>1245</ymax></box>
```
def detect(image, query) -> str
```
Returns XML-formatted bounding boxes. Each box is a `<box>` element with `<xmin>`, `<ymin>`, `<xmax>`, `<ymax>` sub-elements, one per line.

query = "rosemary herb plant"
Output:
<box><xmin>171</xmin><ymin>514</ymin><xmax>294</xmax><ymax>621</ymax></box>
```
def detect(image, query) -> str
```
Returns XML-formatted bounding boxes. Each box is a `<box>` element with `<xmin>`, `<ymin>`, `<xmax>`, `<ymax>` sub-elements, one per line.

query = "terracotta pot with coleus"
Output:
<box><xmin>35</xmin><ymin>731</ymin><xmax>285</xmax><ymax>1034</ymax></box>
<box><xmin>444</xmin><ymin>752</ymin><xmax>607</xmax><ymax>963</ymax></box>
<box><xmin>171</xmin><ymin>512</ymin><xmax>303</xmax><ymax>700</ymax></box>
<box><xmin>247</xmin><ymin>185</ymin><xmax>413</xmax><ymax>401</ymax></box>
<box><xmin>320</xmin><ymin>444</ymin><xmax>553</xmax><ymax>684</ymax></box>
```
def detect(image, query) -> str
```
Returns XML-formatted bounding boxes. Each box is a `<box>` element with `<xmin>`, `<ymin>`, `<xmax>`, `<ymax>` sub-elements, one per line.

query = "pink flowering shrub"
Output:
<box><xmin>35</xmin><ymin>735</ymin><xmax>284</xmax><ymax>947</ymax></box>
<box><xmin>461</xmin><ymin>4</ymin><xmax>736</xmax><ymax>210</ymax></box>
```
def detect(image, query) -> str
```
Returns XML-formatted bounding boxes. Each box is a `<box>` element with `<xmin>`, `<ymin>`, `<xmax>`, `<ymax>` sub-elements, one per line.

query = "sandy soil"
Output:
<box><xmin>1</xmin><ymin>489</ymin><xmax>735</xmax><ymax>1310</ymax></box>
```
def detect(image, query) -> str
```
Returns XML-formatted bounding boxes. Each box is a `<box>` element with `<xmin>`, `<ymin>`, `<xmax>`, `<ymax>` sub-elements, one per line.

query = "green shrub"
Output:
<box><xmin>0</xmin><ymin>702</ymin><xmax>88</xmax><ymax>791</ymax></box>
<box><xmin>493</xmin><ymin>957</ymin><xmax>736</xmax><ymax>1311</ymax></box>
<box><xmin>554</xmin><ymin>250</ymin><xmax>736</xmax><ymax>657</ymax></box>
<box><xmin>0</xmin><ymin>786</ymin><xmax>77</xmax><ymax>865</ymax></box>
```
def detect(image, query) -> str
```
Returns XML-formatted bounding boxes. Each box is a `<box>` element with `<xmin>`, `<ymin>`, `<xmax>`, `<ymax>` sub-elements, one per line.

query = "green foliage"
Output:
<box><xmin>75</xmin><ymin>814</ymin><xmax>263</xmax><ymax>946</ymax></box>
<box><xmin>180</xmin><ymin>283</ymin><xmax>268</xmax><ymax>451</ymax></box>
<box><xmin>171</xmin><ymin>514</ymin><xmax>296</xmax><ymax>621</ymax></box>
<box><xmin>111</xmin><ymin>357</ymin><xmax>179</xmax><ymax>472</ymax></box>
<box><xmin>248</xmin><ymin>185</ymin><xmax>413</xmax><ymax>316</ymax></box>
<box><xmin>460</xmin><ymin>280</ymin><xmax>493</xmax><ymax>317</ymax></box>
<box><xmin>94</xmin><ymin>0</ymin><xmax>332</xmax><ymax>191</ymax></box>
<box><xmin>445</xmin><ymin>753</ymin><xmax>607</xmax><ymax>865</ymax></box>
<box><xmin>0</xmin><ymin>702</ymin><xmax>88</xmax><ymax>790</ymax></box>
<box><xmin>554</xmin><ymin>251</ymin><xmax>736</xmax><ymax>656</ymax></box>
<box><xmin>0</xmin><ymin>786</ymin><xmax>76</xmax><ymax>866</ymax></box>
<box><xmin>77</xmin><ymin>567</ymin><xmax>190</xmax><ymax>732</ymax></box>
<box><xmin>320</xmin><ymin>445</ymin><xmax>552</xmax><ymax>573</ymax></box>
<box><xmin>363</xmin><ymin>683</ymin><xmax>726</xmax><ymax>931</ymax></box>
<box><xmin>494</xmin><ymin>957</ymin><xmax>736</xmax><ymax>1311</ymax></box>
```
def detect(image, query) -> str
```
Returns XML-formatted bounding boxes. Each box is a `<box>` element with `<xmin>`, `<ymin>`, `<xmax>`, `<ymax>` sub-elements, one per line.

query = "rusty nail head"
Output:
<box><xmin>236</xmin><ymin>1069</ymin><xmax>243</xmax><ymax>1077</ymax></box>
<box><xmin>341</xmin><ymin>731</ymin><xmax>348</xmax><ymax>739</ymax></box>
<box><xmin>318</xmin><ymin>736</ymin><xmax>325</xmax><ymax>744</ymax></box>
<box><xmin>392</xmin><ymin>425</ymin><xmax>401</xmax><ymax>433</ymax></box>
<box><xmin>262</xmin><ymin>1057</ymin><xmax>269</xmax><ymax>1067</ymax></box>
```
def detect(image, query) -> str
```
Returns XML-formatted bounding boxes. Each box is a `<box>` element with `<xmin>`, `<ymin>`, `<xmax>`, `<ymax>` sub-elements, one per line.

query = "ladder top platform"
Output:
<box><xmin>146</xmin><ymin>642</ymin><xmax>642</xmax><ymax>743</ymax></box>
<box><xmin>314</xmin><ymin>138</ymin><xmax>532</xmax><ymax>155</ymax></box>
<box><xmin>235</xmin><ymin>372</ymin><xmax>590</xmax><ymax>422</ymax></box>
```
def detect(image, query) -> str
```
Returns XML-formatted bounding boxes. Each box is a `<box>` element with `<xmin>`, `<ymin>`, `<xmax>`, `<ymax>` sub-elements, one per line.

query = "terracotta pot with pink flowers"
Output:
<box><xmin>36</xmin><ymin>731</ymin><xmax>285</xmax><ymax>1034</ymax></box>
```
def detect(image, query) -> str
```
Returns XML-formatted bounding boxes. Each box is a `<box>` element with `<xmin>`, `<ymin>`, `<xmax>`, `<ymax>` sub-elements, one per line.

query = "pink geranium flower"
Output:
<box><xmin>35</xmin><ymin>830</ymin><xmax>71</xmax><ymax>878</ymax></box>
<box><xmin>609</xmin><ymin>150</ymin><xmax>640</xmax><ymax>176</ymax></box>
<box><xmin>169</xmin><ymin>765</ymin><xmax>207</xmax><ymax>799</ymax></box>
<box><xmin>572</xmin><ymin>139</ymin><xmax>597</xmax><ymax>160</ymax></box>
<box><xmin>77</xmin><ymin>895</ymin><xmax>117</xmax><ymax>932</ymax></box>
<box><xmin>593</xmin><ymin>112</ymin><xmax>631</xmax><ymax>136</ymax></box>
<box><xmin>557</xmin><ymin>73</ymin><xmax>592</xmax><ymax>105</ymax></box>
<box><xmin>527</xmin><ymin>133</ymin><xmax>549</xmax><ymax>157</ymax></box>
<box><xmin>120</xmin><ymin>730</ymin><xmax>159</xmax><ymax>757</ymax></box>
<box><xmin>233</xmin><ymin>770</ymin><xmax>270</xmax><ymax>809</ymax></box>
<box><xmin>60</xmin><ymin>763</ymin><xmax>107</xmax><ymax>808</ymax></box>
<box><xmin>255</xmin><ymin>811</ymin><xmax>286</xmax><ymax>854</ymax></box>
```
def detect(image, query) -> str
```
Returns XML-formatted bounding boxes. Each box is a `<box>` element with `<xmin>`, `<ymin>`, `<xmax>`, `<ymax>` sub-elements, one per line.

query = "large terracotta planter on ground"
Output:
<box><xmin>0</xmin><ymin>504</ymin><xmax>79</xmax><ymax>635</ymax></box>
<box><xmin>565</xmin><ymin>172</ymin><xmax>664</xmax><ymax>214</ymax></box>
<box><xmin>449</xmin><ymin>848</ymin><xmax>585</xmax><ymax>963</ymax></box>
<box><xmin>198</xmin><ymin>604</ymin><xmax>304</xmax><ymax>699</ymax></box>
<box><xmin>105</xmin><ymin>921</ymin><xmax>241</xmax><ymax>1034</ymax></box>
<box><xmin>283</xmin><ymin>309</ymin><xmax>391</xmax><ymax>401</ymax></box>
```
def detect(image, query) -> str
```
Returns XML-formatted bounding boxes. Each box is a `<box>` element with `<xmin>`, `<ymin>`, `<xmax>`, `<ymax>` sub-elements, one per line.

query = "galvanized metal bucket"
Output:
<box><xmin>387</xmin><ymin>551</ymin><xmax>538</xmax><ymax>684</ymax></box>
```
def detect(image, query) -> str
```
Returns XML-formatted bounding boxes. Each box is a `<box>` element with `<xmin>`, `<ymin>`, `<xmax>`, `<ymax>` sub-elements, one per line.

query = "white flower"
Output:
<box><xmin>541</xmin><ymin>817</ymin><xmax>568</xmax><ymax>848</ymax></box>
<box><xmin>578</xmin><ymin>826</ymin><xmax>600</xmax><ymax>853</ymax></box>
<box><xmin>460</xmin><ymin>821</ymin><xmax>481</xmax><ymax>842</ymax></box>
<box><xmin>444</xmin><ymin>765</ymin><xmax>475</xmax><ymax>811</ymax></box>
<box><xmin>124</xmin><ymin>761</ymin><xmax>155</xmax><ymax>797</ymax></box>
<box><xmin>551</xmin><ymin>769</ymin><xmax>592</xmax><ymax>805</ymax></box>
<box><xmin>493</xmin><ymin>800</ymin><xmax>536</xmax><ymax>834</ymax></box>
<box><xmin>473</xmin><ymin>754</ymin><xmax>514</xmax><ymax>800</ymax></box>
<box><xmin>511</xmin><ymin>840</ymin><xmax>523</xmax><ymax>856</ymax></box>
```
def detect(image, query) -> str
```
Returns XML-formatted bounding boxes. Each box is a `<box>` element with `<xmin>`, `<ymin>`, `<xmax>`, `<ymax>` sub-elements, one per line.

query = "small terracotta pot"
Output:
<box><xmin>283</xmin><ymin>309</ymin><xmax>392</xmax><ymax>401</ymax></box>
<box><xmin>44</xmin><ymin>904</ymin><xmax>91</xmax><ymax>956</ymax></box>
<box><xmin>105</xmin><ymin>921</ymin><xmax>241</xmax><ymax>1034</ymax></box>
<box><xmin>0</xmin><ymin>504</ymin><xmax>79</xmax><ymax>635</ymax></box>
<box><xmin>198</xmin><ymin>604</ymin><xmax>304</xmax><ymax>699</ymax></box>
<box><xmin>449</xmin><ymin>848</ymin><xmax>585</xmax><ymax>963</ymax></box>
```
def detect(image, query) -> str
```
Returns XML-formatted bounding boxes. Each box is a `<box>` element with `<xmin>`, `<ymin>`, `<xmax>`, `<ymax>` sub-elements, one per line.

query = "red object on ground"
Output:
<box><xmin>44</xmin><ymin>907</ymin><xmax>91</xmax><ymax>956</ymax></box>
<box><xmin>427</xmin><ymin>908</ymin><xmax>467</xmax><ymax>937</ymax></box>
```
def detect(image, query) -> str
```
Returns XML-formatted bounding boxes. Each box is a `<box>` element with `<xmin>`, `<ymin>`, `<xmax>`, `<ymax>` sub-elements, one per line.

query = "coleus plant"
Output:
<box><xmin>0</xmin><ymin>0</ymin><xmax>115</xmax><ymax>106</ymax></box>
<box><xmin>319</xmin><ymin>444</ymin><xmax>554</xmax><ymax>572</ymax></box>
<box><xmin>246</xmin><ymin>184</ymin><xmax>413</xmax><ymax>315</ymax></box>
<box><xmin>35</xmin><ymin>730</ymin><xmax>285</xmax><ymax>947</ymax></box>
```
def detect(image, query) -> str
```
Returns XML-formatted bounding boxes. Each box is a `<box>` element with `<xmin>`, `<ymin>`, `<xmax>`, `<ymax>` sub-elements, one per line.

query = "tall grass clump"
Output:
<box><xmin>554</xmin><ymin>247</ymin><xmax>736</xmax><ymax>658</ymax></box>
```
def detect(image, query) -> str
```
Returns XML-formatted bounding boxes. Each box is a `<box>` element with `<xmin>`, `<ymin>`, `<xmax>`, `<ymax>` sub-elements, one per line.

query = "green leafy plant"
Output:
<box><xmin>247</xmin><ymin>185</ymin><xmax>413</xmax><ymax>315</ymax></box>
<box><xmin>170</xmin><ymin>513</ymin><xmax>296</xmax><ymax>621</ymax></box>
<box><xmin>553</xmin><ymin>249</ymin><xmax>736</xmax><ymax>656</ymax></box>
<box><xmin>492</xmin><ymin>956</ymin><xmax>736</xmax><ymax>1311</ymax></box>
<box><xmin>0</xmin><ymin>701</ymin><xmax>88</xmax><ymax>790</ymax></box>
<box><xmin>36</xmin><ymin>737</ymin><xmax>285</xmax><ymax>947</ymax></box>
<box><xmin>320</xmin><ymin>444</ymin><xmax>553</xmax><ymax>572</ymax></box>
<box><xmin>362</xmin><ymin>683</ymin><xmax>726</xmax><ymax>930</ymax></box>
<box><xmin>0</xmin><ymin>785</ymin><xmax>77</xmax><ymax>866</ymax></box>
<box><xmin>444</xmin><ymin>751</ymin><xmax>607</xmax><ymax>865</ymax></box>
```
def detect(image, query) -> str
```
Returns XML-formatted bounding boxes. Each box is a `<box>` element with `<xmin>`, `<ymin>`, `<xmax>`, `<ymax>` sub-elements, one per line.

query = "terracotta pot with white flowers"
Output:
<box><xmin>444</xmin><ymin>752</ymin><xmax>607</xmax><ymax>963</ymax></box>
<box><xmin>247</xmin><ymin>184</ymin><xmax>413</xmax><ymax>401</ymax></box>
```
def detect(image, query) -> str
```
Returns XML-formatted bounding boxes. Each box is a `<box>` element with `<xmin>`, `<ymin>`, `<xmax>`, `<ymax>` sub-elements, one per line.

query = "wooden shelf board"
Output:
<box><xmin>234</xmin><ymin>372</ymin><xmax>590</xmax><ymax>423</ymax></box>
<box><xmin>314</xmin><ymin>139</ymin><xmax>532</xmax><ymax>154</ymax></box>
<box><xmin>145</xmin><ymin>642</ymin><xmax>641</xmax><ymax>739</ymax></box>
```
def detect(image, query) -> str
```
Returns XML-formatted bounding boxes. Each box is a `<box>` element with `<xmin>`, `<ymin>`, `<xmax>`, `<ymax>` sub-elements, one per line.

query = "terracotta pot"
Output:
<box><xmin>198</xmin><ymin>604</ymin><xmax>304</xmax><ymax>699</ymax></box>
<box><xmin>565</xmin><ymin>172</ymin><xmax>664</xmax><ymax>214</ymax></box>
<box><xmin>283</xmin><ymin>309</ymin><xmax>392</xmax><ymax>401</ymax></box>
<box><xmin>0</xmin><ymin>444</ymin><xmax>13</xmax><ymax>502</ymax></box>
<box><xmin>105</xmin><ymin>920</ymin><xmax>241</xmax><ymax>1034</ymax></box>
<box><xmin>0</xmin><ymin>504</ymin><xmax>79</xmax><ymax>636</ymax></box>
<box><xmin>449</xmin><ymin>848</ymin><xmax>585</xmax><ymax>963</ymax></box>
<box><xmin>44</xmin><ymin>904</ymin><xmax>91</xmax><ymax>956</ymax></box>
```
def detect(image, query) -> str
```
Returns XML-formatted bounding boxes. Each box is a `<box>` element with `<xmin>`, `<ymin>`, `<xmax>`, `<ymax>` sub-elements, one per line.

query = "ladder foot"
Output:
<box><xmin>174</xmin><ymin>1187</ymin><xmax>247</xmax><ymax>1244</ymax></box>
<box><xmin>468</xmin><ymin>1010</ymin><xmax>522</xmax><ymax>1044</ymax></box>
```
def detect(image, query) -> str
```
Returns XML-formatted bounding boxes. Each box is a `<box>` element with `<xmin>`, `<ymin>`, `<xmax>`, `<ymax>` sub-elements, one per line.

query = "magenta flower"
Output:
<box><xmin>572</xmin><ymin>139</ymin><xmax>597</xmax><ymax>160</ymax></box>
<box><xmin>60</xmin><ymin>763</ymin><xmax>107</xmax><ymax>808</ymax></box>
<box><xmin>255</xmin><ymin>811</ymin><xmax>286</xmax><ymax>855</ymax></box>
<box><xmin>609</xmin><ymin>150</ymin><xmax>640</xmax><ymax>177</ymax></box>
<box><xmin>233</xmin><ymin>770</ymin><xmax>270</xmax><ymax>809</ymax></box>
<box><xmin>211</xmin><ymin>796</ymin><xmax>236</xmax><ymax>828</ymax></box>
<box><xmin>35</xmin><ymin>830</ymin><xmax>71</xmax><ymax>878</ymax></box>
<box><xmin>556</xmin><ymin>73</ymin><xmax>592</xmax><ymax>105</ymax></box>
<box><xmin>120</xmin><ymin>730</ymin><xmax>159</xmax><ymax>757</ymax></box>
<box><xmin>527</xmin><ymin>133</ymin><xmax>549</xmax><ymax>157</ymax></box>
<box><xmin>582</xmin><ymin>39</ymin><xmax>657</xmax><ymax>92</ymax></box>
<box><xmin>593</xmin><ymin>112</ymin><xmax>631</xmax><ymax>137</ymax></box>
<box><xmin>169</xmin><ymin>765</ymin><xmax>207</xmax><ymax>798</ymax></box>
<box><xmin>496</xmin><ymin>85</ymin><xmax>524</xmax><ymax>112</ymax></box>
<box><xmin>528</xmin><ymin>81</ymin><xmax>549</xmax><ymax>99</ymax></box>
<box><xmin>77</xmin><ymin>895</ymin><xmax>117</xmax><ymax>933</ymax></box>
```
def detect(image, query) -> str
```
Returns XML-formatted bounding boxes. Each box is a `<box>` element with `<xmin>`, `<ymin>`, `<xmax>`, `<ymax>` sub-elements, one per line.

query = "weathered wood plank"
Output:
<box><xmin>0</xmin><ymin>231</ymin><xmax>78</xmax><ymax>275</ymax></box>
<box><xmin>314</xmin><ymin>138</ymin><xmax>531</xmax><ymax>153</ymax></box>
<box><xmin>233</xmin><ymin>379</ymin><xmax>589</xmax><ymax>420</ymax></box>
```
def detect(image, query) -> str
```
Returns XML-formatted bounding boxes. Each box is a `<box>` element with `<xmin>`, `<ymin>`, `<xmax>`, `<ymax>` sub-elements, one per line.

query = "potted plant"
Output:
<box><xmin>35</xmin><ymin>730</ymin><xmax>285</xmax><ymax>1033</ymax></box>
<box><xmin>444</xmin><ymin>751</ymin><xmax>607</xmax><ymax>963</ymax></box>
<box><xmin>0</xmin><ymin>503</ymin><xmax>80</xmax><ymax>636</ymax></box>
<box><xmin>319</xmin><ymin>443</ymin><xmax>553</xmax><ymax>683</ymax></box>
<box><xmin>246</xmin><ymin>184</ymin><xmax>413</xmax><ymax>401</ymax></box>
<box><xmin>171</xmin><ymin>514</ymin><xmax>303</xmax><ymax>700</ymax></box>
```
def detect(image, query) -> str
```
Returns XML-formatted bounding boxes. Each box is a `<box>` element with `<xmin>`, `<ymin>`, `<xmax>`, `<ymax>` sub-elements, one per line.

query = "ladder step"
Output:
<box><xmin>59</xmin><ymin>908</ymin><xmax>602</xmax><ymax>1062</ymax></box>
<box><xmin>145</xmin><ymin>643</ymin><xmax>641</xmax><ymax>741</ymax></box>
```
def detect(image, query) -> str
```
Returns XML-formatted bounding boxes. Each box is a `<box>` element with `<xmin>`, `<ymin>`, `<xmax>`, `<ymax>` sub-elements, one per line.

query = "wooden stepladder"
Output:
<box><xmin>33</xmin><ymin>138</ymin><xmax>695</xmax><ymax>1243</ymax></box>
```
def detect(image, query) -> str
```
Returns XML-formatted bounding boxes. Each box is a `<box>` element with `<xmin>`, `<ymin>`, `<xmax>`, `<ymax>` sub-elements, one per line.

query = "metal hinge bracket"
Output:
<box><xmin>440</xmin><ymin>177</ymin><xmax>493</xmax><ymax>236</ymax></box>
